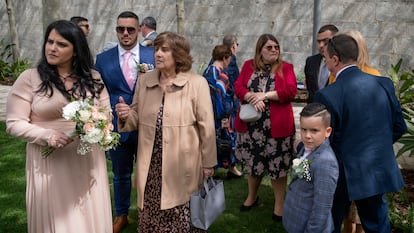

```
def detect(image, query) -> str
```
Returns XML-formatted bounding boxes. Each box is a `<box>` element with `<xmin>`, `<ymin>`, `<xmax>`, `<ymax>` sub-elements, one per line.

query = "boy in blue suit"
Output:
<box><xmin>95</xmin><ymin>11</ymin><xmax>155</xmax><ymax>233</ymax></box>
<box><xmin>283</xmin><ymin>103</ymin><xmax>339</xmax><ymax>233</ymax></box>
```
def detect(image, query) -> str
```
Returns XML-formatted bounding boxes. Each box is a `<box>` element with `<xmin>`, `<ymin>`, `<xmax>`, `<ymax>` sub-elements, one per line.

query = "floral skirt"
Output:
<box><xmin>235</xmin><ymin>109</ymin><xmax>293</xmax><ymax>179</ymax></box>
<box><xmin>138</xmin><ymin>102</ymin><xmax>206</xmax><ymax>233</ymax></box>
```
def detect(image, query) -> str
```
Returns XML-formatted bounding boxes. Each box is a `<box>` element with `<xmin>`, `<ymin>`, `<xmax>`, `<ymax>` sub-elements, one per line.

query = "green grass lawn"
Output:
<box><xmin>0</xmin><ymin>121</ymin><xmax>287</xmax><ymax>233</ymax></box>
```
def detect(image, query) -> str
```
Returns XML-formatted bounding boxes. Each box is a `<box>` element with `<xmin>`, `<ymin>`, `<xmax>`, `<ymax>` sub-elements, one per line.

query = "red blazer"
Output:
<box><xmin>234</xmin><ymin>59</ymin><xmax>297</xmax><ymax>138</ymax></box>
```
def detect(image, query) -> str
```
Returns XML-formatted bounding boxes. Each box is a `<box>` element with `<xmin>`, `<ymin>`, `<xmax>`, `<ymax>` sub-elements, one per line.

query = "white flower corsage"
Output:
<box><xmin>135</xmin><ymin>61</ymin><xmax>154</xmax><ymax>73</ymax></box>
<box><xmin>292</xmin><ymin>158</ymin><xmax>312</xmax><ymax>182</ymax></box>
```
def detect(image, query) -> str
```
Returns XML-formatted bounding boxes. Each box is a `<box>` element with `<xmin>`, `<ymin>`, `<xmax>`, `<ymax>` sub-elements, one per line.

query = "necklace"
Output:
<box><xmin>59</xmin><ymin>73</ymin><xmax>74</xmax><ymax>83</ymax></box>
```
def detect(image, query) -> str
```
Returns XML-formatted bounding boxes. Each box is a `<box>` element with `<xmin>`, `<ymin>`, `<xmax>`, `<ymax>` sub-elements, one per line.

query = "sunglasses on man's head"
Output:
<box><xmin>116</xmin><ymin>26</ymin><xmax>136</xmax><ymax>34</ymax></box>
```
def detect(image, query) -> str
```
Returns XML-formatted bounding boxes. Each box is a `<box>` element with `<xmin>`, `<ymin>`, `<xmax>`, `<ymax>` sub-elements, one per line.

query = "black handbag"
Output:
<box><xmin>216</xmin><ymin>129</ymin><xmax>232</xmax><ymax>168</ymax></box>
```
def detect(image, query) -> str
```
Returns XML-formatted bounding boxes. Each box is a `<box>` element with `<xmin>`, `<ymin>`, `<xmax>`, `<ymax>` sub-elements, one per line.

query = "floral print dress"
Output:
<box><xmin>235</xmin><ymin>70</ymin><xmax>293</xmax><ymax>179</ymax></box>
<box><xmin>138</xmin><ymin>99</ymin><xmax>207</xmax><ymax>233</ymax></box>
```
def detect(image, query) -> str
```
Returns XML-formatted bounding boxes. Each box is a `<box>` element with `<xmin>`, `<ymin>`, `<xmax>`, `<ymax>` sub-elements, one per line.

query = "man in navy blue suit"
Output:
<box><xmin>314</xmin><ymin>34</ymin><xmax>407</xmax><ymax>233</ymax></box>
<box><xmin>95</xmin><ymin>11</ymin><xmax>155</xmax><ymax>233</ymax></box>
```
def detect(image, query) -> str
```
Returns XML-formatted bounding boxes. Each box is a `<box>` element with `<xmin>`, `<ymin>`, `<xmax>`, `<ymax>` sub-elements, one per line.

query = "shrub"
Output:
<box><xmin>0</xmin><ymin>39</ymin><xmax>29</xmax><ymax>85</ymax></box>
<box><xmin>390</xmin><ymin>59</ymin><xmax>414</xmax><ymax>157</ymax></box>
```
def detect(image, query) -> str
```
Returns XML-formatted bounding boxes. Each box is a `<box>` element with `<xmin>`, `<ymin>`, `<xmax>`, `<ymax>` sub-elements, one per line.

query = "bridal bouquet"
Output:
<box><xmin>292</xmin><ymin>158</ymin><xmax>312</xmax><ymax>182</ymax></box>
<box><xmin>42</xmin><ymin>99</ymin><xmax>120</xmax><ymax>157</ymax></box>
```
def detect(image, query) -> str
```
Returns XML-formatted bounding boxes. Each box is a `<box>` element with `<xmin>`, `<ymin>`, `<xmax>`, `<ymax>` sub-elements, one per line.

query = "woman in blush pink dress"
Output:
<box><xmin>6</xmin><ymin>20</ymin><xmax>112</xmax><ymax>233</ymax></box>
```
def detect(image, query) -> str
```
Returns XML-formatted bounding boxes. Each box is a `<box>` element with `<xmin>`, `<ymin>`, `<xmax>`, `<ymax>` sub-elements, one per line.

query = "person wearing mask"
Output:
<box><xmin>6</xmin><ymin>20</ymin><xmax>112</xmax><ymax>233</ymax></box>
<box><xmin>234</xmin><ymin>34</ymin><xmax>297</xmax><ymax>222</ymax></box>
<box><xmin>304</xmin><ymin>24</ymin><xmax>338</xmax><ymax>103</ymax></box>
<box><xmin>203</xmin><ymin>44</ymin><xmax>243</xmax><ymax>178</ymax></box>
<box><xmin>314</xmin><ymin>34</ymin><xmax>406</xmax><ymax>233</ymax></box>
<box><xmin>140</xmin><ymin>16</ymin><xmax>158</xmax><ymax>47</ymax></box>
<box><xmin>115</xmin><ymin>31</ymin><xmax>216</xmax><ymax>232</ymax></box>
<box><xmin>70</xmin><ymin>16</ymin><xmax>90</xmax><ymax>38</ymax></box>
<box><xmin>95</xmin><ymin>11</ymin><xmax>155</xmax><ymax>233</ymax></box>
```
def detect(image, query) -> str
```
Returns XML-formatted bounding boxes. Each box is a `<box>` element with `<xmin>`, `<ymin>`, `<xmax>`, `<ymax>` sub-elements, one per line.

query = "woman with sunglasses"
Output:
<box><xmin>234</xmin><ymin>34</ymin><xmax>297</xmax><ymax>222</ymax></box>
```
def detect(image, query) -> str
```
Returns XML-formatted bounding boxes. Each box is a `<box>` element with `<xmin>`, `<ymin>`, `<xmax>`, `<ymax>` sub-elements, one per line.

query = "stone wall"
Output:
<box><xmin>0</xmin><ymin>0</ymin><xmax>413</xmax><ymax>79</ymax></box>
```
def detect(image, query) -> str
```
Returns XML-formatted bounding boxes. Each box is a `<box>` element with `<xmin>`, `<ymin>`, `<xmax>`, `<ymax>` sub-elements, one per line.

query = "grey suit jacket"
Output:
<box><xmin>283</xmin><ymin>140</ymin><xmax>339</xmax><ymax>233</ymax></box>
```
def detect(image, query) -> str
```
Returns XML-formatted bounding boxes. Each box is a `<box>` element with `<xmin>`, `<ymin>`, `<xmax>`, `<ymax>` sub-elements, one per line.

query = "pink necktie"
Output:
<box><xmin>122</xmin><ymin>51</ymin><xmax>134</xmax><ymax>90</ymax></box>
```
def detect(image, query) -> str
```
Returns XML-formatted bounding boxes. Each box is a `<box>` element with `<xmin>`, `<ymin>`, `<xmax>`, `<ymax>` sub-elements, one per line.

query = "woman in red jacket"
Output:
<box><xmin>234</xmin><ymin>34</ymin><xmax>297</xmax><ymax>221</ymax></box>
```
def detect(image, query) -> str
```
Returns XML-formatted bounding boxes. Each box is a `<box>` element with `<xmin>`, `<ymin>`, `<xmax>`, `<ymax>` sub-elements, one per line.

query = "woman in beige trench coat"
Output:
<box><xmin>116</xmin><ymin>31</ymin><xmax>217</xmax><ymax>232</ymax></box>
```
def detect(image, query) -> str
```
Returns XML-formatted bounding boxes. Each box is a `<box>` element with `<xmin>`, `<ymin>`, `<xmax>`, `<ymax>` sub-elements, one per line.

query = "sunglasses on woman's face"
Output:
<box><xmin>116</xmin><ymin>26</ymin><xmax>136</xmax><ymax>34</ymax></box>
<box><xmin>264</xmin><ymin>45</ymin><xmax>280</xmax><ymax>51</ymax></box>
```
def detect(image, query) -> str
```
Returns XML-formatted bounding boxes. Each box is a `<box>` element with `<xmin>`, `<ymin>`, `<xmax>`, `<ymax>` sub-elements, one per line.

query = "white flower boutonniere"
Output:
<box><xmin>292</xmin><ymin>158</ymin><xmax>312</xmax><ymax>182</ymax></box>
<box><xmin>134</xmin><ymin>60</ymin><xmax>154</xmax><ymax>73</ymax></box>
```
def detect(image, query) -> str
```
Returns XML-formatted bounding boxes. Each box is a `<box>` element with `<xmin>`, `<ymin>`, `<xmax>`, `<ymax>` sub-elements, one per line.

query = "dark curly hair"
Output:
<box><xmin>36</xmin><ymin>20</ymin><xmax>104</xmax><ymax>100</ymax></box>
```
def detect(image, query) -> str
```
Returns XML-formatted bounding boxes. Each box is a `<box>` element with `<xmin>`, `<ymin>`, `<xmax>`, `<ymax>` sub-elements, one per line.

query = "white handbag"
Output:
<box><xmin>239</xmin><ymin>104</ymin><xmax>262</xmax><ymax>122</ymax></box>
<box><xmin>190</xmin><ymin>177</ymin><xmax>225</xmax><ymax>230</ymax></box>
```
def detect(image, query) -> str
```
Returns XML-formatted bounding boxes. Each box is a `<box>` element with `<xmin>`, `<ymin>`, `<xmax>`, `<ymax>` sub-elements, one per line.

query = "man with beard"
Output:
<box><xmin>95</xmin><ymin>11</ymin><xmax>155</xmax><ymax>233</ymax></box>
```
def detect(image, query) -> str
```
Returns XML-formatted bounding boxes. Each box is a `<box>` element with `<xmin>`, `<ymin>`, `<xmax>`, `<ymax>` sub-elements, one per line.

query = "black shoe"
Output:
<box><xmin>272</xmin><ymin>213</ymin><xmax>283</xmax><ymax>222</ymax></box>
<box><xmin>240</xmin><ymin>196</ymin><xmax>259</xmax><ymax>212</ymax></box>
<box><xmin>227</xmin><ymin>171</ymin><xmax>243</xmax><ymax>179</ymax></box>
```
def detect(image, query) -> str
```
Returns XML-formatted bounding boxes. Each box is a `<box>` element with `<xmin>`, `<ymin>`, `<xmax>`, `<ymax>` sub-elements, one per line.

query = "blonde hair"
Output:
<box><xmin>340</xmin><ymin>29</ymin><xmax>372</xmax><ymax>68</ymax></box>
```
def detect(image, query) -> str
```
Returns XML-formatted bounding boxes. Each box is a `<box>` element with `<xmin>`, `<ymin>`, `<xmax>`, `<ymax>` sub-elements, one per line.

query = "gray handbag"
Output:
<box><xmin>190</xmin><ymin>177</ymin><xmax>225</xmax><ymax>230</ymax></box>
<box><xmin>239</xmin><ymin>104</ymin><xmax>262</xmax><ymax>122</ymax></box>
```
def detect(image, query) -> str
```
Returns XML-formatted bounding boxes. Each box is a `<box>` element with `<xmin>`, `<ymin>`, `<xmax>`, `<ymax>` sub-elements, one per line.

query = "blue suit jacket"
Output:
<box><xmin>95</xmin><ymin>45</ymin><xmax>155</xmax><ymax>142</ymax></box>
<box><xmin>283</xmin><ymin>140</ymin><xmax>339</xmax><ymax>233</ymax></box>
<box><xmin>314</xmin><ymin>66</ymin><xmax>406</xmax><ymax>200</ymax></box>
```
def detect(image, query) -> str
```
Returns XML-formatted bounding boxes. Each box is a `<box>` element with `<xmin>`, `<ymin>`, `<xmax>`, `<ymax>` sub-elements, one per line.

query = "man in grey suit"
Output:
<box><xmin>140</xmin><ymin>16</ymin><xmax>158</xmax><ymax>47</ymax></box>
<box><xmin>283</xmin><ymin>103</ymin><xmax>339</xmax><ymax>233</ymax></box>
<box><xmin>314</xmin><ymin>34</ymin><xmax>407</xmax><ymax>233</ymax></box>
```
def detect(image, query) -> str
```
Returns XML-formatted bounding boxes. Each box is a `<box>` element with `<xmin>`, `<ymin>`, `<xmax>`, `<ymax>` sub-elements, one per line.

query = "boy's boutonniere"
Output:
<box><xmin>292</xmin><ymin>158</ymin><xmax>312</xmax><ymax>182</ymax></box>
